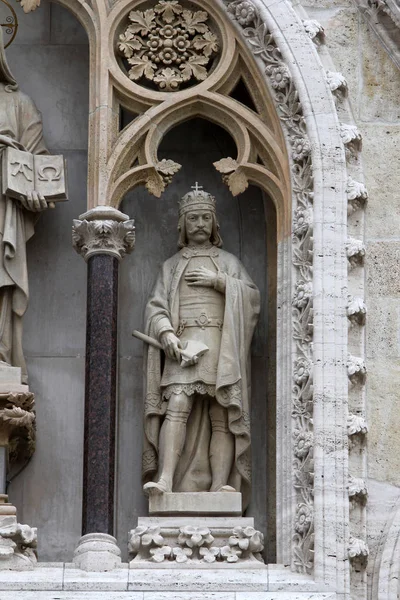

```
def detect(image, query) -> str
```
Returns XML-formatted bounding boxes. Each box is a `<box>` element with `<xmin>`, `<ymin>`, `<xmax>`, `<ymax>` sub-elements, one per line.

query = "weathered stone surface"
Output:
<box><xmin>367</xmin><ymin>359</ymin><xmax>400</xmax><ymax>485</ymax></box>
<box><xmin>360</xmin><ymin>24</ymin><xmax>400</xmax><ymax>122</ymax></box>
<box><xmin>366</xmin><ymin>298</ymin><xmax>400</xmax><ymax>359</ymax></box>
<box><xmin>50</xmin><ymin>4</ymin><xmax>89</xmax><ymax>45</ymax></box>
<box><xmin>366</xmin><ymin>242</ymin><xmax>400</xmax><ymax>297</ymax></box>
<box><xmin>363</xmin><ymin>124</ymin><xmax>400</xmax><ymax>239</ymax></box>
<box><xmin>7</xmin><ymin>46</ymin><xmax>89</xmax><ymax>150</ymax></box>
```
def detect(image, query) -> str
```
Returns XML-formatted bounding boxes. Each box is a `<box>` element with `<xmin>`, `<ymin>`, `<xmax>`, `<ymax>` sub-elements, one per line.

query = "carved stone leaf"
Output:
<box><xmin>156</xmin><ymin>159</ymin><xmax>181</xmax><ymax>176</ymax></box>
<box><xmin>155</xmin><ymin>0</ymin><xmax>183</xmax><ymax>23</ymax></box>
<box><xmin>17</xmin><ymin>0</ymin><xmax>40</xmax><ymax>12</ymax></box>
<box><xmin>128</xmin><ymin>9</ymin><xmax>156</xmax><ymax>35</ymax></box>
<box><xmin>228</xmin><ymin>169</ymin><xmax>249</xmax><ymax>196</ymax></box>
<box><xmin>182</xmin><ymin>9</ymin><xmax>209</xmax><ymax>33</ymax></box>
<box><xmin>118</xmin><ymin>33</ymin><xmax>143</xmax><ymax>58</ymax></box>
<box><xmin>347</xmin><ymin>413</ymin><xmax>368</xmax><ymax>436</ymax></box>
<box><xmin>146</xmin><ymin>173</ymin><xmax>166</xmax><ymax>198</ymax></box>
<box><xmin>193</xmin><ymin>31</ymin><xmax>219</xmax><ymax>57</ymax></box>
<box><xmin>128</xmin><ymin>56</ymin><xmax>156</xmax><ymax>81</ymax></box>
<box><xmin>180</xmin><ymin>55</ymin><xmax>208</xmax><ymax>82</ymax></box>
<box><xmin>0</xmin><ymin>406</ymin><xmax>35</xmax><ymax>427</ymax></box>
<box><xmin>213</xmin><ymin>157</ymin><xmax>238</xmax><ymax>174</ymax></box>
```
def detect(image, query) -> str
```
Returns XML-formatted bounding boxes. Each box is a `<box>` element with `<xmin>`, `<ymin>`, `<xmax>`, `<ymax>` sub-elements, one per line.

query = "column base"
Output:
<box><xmin>73</xmin><ymin>533</ymin><xmax>122</xmax><ymax>571</ymax></box>
<box><xmin>0</xmin><ymin>495</ymin><xmax>37</xmax><ymax>570</ymax></box>
<box><xmin>129</xmin><ymin>516</ymin><xmax>265</xmax><ymax>566</ymax></box>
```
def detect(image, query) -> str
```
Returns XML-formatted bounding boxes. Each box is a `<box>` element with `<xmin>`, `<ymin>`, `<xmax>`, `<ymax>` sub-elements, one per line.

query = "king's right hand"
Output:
<box><xmin>160</xmin><ymin>331</ymin><xmax>182</xmax><ymax>362</ymax></box>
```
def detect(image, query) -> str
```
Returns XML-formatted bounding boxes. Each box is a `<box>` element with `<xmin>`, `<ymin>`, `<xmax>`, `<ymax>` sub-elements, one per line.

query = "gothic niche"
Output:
<box><xmin>117</xmin><ymin>0</ymin><xmax>220</xmax><ymax>92</ymax></box>
<box><xmin>117</xmin><ymin>118</ymin><xmax>277</xmax><ymax>562</ymax></box>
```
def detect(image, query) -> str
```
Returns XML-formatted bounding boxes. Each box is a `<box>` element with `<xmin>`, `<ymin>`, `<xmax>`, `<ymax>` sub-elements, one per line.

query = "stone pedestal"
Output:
<box><xmin>0</xmin><ymin>494</ymin><xmax>37</xmax><ymax>570</ymax></box>
<box><xmin>0</xmin><ymin>365</ymin><xmax>35</xmax><ymax>491</ymax></box>
<box><xmin>129</xmin><ymin>515</ymin><xmax>265</xmax><ymax>566</ymax></box>
<box><xmin>149</xmin><ymin>491</ymin><xmax>242</xmax><ymax>516</ymax></box>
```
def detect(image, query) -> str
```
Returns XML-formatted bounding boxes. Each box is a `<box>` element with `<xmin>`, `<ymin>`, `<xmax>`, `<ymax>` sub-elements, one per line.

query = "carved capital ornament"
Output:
<box><xmin>72</xmin><ymin>207</ymin><xmax>135</xmax><ymax>262</ymax></box>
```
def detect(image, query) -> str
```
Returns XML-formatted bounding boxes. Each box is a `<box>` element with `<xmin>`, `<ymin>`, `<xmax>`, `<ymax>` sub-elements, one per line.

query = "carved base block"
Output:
<box><xmin>0</xmin><ymin>495</ymin><xmax>37</xmax><ymax>570</ymax></box>
<box><xmin>129</xmin><ymin>516</ymin><xmax>265</xmax><ymax>566</ymax></box>
<box><xmin>149</xmin><ymin>492</ymin><xmax>242</xmax><ymax>516</ymax></box>
<box><xmin>0</xmin><ymin>365</ymin><xmax>25</xmax><ymax>390</ymax></box>
<box><xmin>73</xmin><ymin>533</ymin><xmax>122</xmax><ymax>572</ymax></box>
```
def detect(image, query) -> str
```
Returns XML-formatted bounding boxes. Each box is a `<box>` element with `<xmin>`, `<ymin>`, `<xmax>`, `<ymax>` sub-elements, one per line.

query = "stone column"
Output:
<box><xmin>72</xmin><ymin>206</ymin><xmax>135</xmax><ymax>571</ymax></box>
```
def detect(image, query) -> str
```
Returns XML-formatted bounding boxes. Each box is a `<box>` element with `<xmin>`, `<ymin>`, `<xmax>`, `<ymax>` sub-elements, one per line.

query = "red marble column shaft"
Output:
<box><xmin>82</xmin><ymin>254</ymin><xmax>118</xmax><ymax>535</ymax></box>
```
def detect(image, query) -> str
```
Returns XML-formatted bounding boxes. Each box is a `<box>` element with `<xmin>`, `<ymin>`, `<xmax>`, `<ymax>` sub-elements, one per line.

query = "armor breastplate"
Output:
<box><xmin>178</xmin><ymin>254</ymin><xmax>224</xmax><ymax>334</ymax></box>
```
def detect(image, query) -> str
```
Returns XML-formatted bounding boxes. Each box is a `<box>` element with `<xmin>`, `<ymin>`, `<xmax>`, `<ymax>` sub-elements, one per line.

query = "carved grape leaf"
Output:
<box><xmin>128</xmin><ymin>9</ymin><xmax>155</xmax><ymax>35</ymax></box>
<box><xmin>192</xmin><ymin>31</ymin><xmax>218</xmax><ymax>57</ymax></box>
<box><xmin>0</xmin><ymin>406</ymin><xmax>35</xmax><ymax>427</ymax></box>
<box><xmin>146</xmin><ymin>173</ymin><xmax>166</xmax><ymax>198</ymax></box>
<box><xmin>213</xmin><ymin>157</ymin><xmax>238</xmax><ymax>174</ymax></box>
<box><xmin>156</xmin><ymin>159</ymin><xmax>181</xmax><ymax>176</ymax></box>
<box><xmin>18</xmin><ymin>0</ymin><xmax>40</xmax><ymax>12</ymax></box>
<box><xmin>118</xmin><ymin>32</ymin><xmax>143</xmax><ymax>58</ymax></box>
<box><xmin>128</xmin><ymin>56</ymin><xmax>156</xmax><ymax>81</ymax></box>
<box><xmin>227</xmin><ymin>169</ymin><xmax>248</xmax><ymax>196</ymax></box>
<box><xmin>180</xmin><ymin>55</ymin><xmax>208</xmax><ymax>82</ymax></box>
<box><xmin>155</xmin><ymin>0</ymin><xmax>183</xmax><ymax>23</ymax></box>
<box><xmin>182</xmin><ymin>9</ymin><xmax>209</xmax><ymax>33</ymax></box>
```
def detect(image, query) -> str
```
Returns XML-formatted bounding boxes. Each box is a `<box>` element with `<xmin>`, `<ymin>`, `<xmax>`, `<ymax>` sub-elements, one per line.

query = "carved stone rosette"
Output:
<box><xmin>118</xmin><ymin>1</ymin><xmax>219</xmax><ymax>91</ymax></box>
<box><xmin>72</xmin><ymin>206</ymin><xmax>135</xmax><ymax>262</ymax></box>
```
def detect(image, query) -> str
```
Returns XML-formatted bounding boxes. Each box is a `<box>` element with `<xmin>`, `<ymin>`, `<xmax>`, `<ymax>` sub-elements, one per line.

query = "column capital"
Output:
<box><xmin>72</xmin><ymin>206</ymin><xmax>135</xmax><ymax>262</ymax></box>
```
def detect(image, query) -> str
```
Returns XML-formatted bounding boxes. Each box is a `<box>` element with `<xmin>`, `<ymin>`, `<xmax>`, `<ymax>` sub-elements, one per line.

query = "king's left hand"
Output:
<box><xmin>185</xmin><ymin>266</ymin><xmax>216</xmax><ymax>288</ymax></box>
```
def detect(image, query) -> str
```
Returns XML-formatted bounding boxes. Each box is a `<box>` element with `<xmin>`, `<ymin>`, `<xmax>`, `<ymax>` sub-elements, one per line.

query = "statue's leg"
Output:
<box><xmin>144</xmin><ymin>391</ymin><xmax>192</xmax><ymax>495</ymax></box>
<box><xmin>209</xmin><ymin>399</ymin><xmax>236</xmax><ymax>492</ymax></box>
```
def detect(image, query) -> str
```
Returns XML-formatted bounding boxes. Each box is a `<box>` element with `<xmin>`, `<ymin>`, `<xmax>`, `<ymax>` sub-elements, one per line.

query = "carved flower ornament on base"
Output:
<box><xmin>118</xmin><ymin>0</ymin><xmax>219</xmax><ymax>91</ymax></box>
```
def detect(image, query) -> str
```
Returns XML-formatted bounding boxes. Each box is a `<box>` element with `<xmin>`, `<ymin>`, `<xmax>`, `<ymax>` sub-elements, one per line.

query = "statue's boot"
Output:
<box><xmin>209</xmin><ymin>430</ymin><xmax>235</xmax><ymax>493</ymax></box>
<box><xmin>143</xmin><ymin>395</ymin><xmax>191</xmax><ymax>495</ymax></box>
<box><xmin>143</xmin><ymin>480</ymin><xmax>169</xmax><ymax>496</ymax></box>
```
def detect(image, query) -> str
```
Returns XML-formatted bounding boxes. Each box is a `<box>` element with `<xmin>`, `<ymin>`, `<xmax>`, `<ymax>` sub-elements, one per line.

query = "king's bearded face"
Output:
<box><xmin>185</xmin><ymin>210</ymin><xmax>213</xmax><ymax>245</ymax></box>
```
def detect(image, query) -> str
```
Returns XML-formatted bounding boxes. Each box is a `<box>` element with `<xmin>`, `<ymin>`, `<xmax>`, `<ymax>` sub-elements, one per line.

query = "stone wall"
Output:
<box><xmin>5</xmin><ymin>2</ymin><xmax>89</xmax><ymax>561</ymax></box>
<box><xmin>301</xmin><ymin>0</ymin><xmax>400</xmax><ymax>593</ymax></box>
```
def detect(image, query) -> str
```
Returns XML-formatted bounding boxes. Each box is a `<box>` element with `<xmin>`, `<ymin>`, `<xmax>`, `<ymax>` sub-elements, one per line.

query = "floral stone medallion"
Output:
<box><xmin>118</xmin><ymin>0</ymin><xmax>219</xmax><ymax>91</ymax></box>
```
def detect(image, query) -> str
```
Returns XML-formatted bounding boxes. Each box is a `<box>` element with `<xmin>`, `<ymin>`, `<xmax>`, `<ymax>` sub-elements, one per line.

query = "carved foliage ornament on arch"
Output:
<box><xmin>117</xmin><ymin>0</ymin><xmax>220</xmax><ymax>91</ymax></box>
<box><xmin>224</xmin><ymin>0</ymin><xmax>315</xmax><ymax>574</ymax></box>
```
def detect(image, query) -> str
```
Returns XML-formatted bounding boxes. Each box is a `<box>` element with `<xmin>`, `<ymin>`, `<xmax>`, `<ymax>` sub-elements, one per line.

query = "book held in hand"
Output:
<box><xmin>2</xmin><ymin>147</ymin><xmax>68</xmax><ymax>203</ymax></box>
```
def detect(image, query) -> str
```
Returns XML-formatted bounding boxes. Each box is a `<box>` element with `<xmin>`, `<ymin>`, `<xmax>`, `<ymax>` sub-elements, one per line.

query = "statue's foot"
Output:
<box><xmin>210</xmin><ymin>485</ymin><xmax>237</xmax><ymax>493</ymax></box>
<box><xmin>143</xmin><ymin>479</ymin><xmax>171</xmax><ymax>497</ymax></box>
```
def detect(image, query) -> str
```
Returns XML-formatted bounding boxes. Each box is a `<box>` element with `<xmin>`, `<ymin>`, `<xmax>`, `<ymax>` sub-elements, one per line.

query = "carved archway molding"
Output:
<box><xmin>23</xmin><ymin>0</ymin><xmax>353</xmax><ymax>594</ymax></box>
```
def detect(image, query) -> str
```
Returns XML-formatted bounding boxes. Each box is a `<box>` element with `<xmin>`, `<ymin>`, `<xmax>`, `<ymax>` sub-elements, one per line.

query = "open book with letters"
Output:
<box><xmin>2</xmin><ymin>147</ymin><xmax>68</xmax><ymax>203</ymax></box>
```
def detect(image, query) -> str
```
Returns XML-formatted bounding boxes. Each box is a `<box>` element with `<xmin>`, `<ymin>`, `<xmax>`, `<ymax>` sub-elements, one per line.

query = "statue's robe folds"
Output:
<box><xmin>142</xmin><ymin>245</ymin><xmax>260</xmax><ymax>509</ymax></box>
<box><xmin>0</xmin><ymin>83</ymin><xmax>47</xmax><ymax>380</ymax></box>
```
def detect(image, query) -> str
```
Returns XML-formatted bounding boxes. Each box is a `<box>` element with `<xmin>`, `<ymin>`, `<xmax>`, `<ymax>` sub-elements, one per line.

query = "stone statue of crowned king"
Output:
<box><xmin>142</xmin><ymin>185</ymin><xmax>260</xmax><ymax>509</ymax></box>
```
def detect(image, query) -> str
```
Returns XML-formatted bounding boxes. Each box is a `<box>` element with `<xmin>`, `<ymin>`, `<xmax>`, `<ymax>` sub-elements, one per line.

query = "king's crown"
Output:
<box><xmin>178</xmin><ymin>183</ymin><xmax>216</xmax><ymax>217</ymax></box>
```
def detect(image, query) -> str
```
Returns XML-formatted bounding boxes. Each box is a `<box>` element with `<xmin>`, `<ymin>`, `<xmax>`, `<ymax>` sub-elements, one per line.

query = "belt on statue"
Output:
<box><xmin>177</xmin><ymin>313</ymin><xmax>223</xmax><ymax>335</ymax></box>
